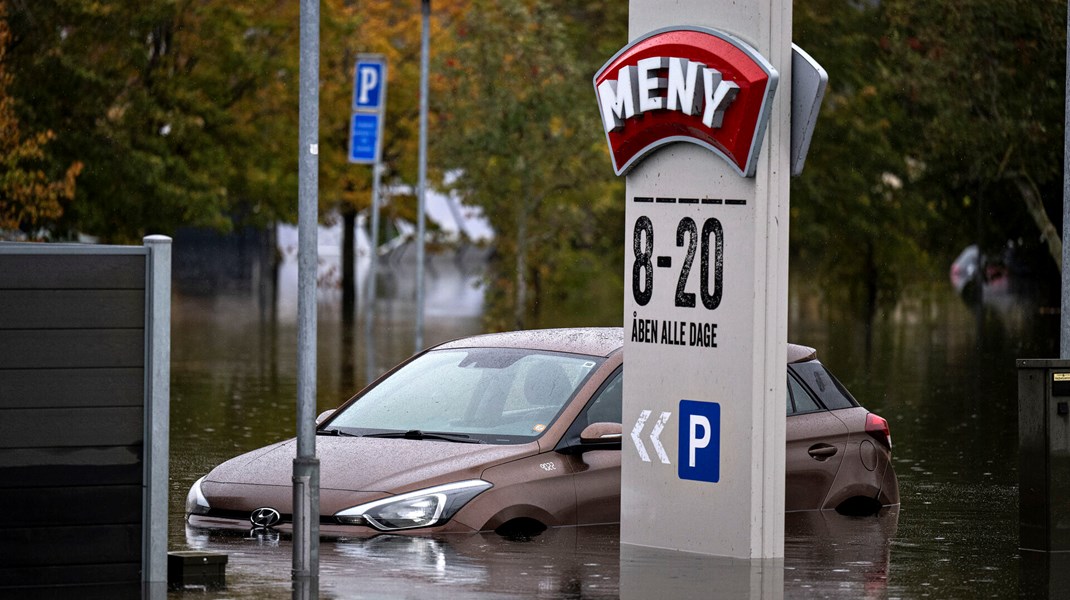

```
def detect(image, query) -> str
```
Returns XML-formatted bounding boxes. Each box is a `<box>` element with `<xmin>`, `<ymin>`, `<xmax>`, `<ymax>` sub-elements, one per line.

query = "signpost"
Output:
<box><xmin>600</xmin><ymin>0</ymin><xmax>816</xmax><ymax>561</ymax></box>
<box><xmin>350</xmin><ymin>55</ymin><xmax>388</xmax><ymax>328</ymax></box>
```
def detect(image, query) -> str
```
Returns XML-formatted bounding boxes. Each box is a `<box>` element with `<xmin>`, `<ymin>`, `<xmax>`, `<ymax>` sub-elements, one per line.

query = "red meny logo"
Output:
<box><xmin>594</xmin><ymin>27</ymin><xmax>778</xmax><ymax>178</ymax></box>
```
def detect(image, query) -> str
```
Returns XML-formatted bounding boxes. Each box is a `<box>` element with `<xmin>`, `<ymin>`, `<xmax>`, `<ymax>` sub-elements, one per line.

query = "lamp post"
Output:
<box><xmin>294</xmin><ymin>0</ymin><xmax>320</xmax><ymax>583</ymax></box>
<box><xmin>415</xmin><ymin>0</ymin><xmax>430</xmax><ymax>352</ymax></box>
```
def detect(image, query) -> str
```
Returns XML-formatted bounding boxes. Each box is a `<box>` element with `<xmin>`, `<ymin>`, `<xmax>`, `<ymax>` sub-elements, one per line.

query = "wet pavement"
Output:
<box><xmin>167</xmin><ymin>252</ymin><xmax>1059</xmax><ymax>598</ymax></box>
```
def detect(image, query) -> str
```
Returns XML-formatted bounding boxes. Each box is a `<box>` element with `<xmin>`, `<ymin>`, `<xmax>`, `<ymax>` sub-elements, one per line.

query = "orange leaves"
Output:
<box><xmin>0</xmin><ymin>1</ymin><xmax>81</xmax><ymax>234</ymax></box>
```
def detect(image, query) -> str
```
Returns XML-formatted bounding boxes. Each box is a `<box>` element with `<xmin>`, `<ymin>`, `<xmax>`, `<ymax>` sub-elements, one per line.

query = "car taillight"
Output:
<box><xmin>865</xmin><ymin>413</ymin><xmax>892</xmax><ymax>449</ymax></box>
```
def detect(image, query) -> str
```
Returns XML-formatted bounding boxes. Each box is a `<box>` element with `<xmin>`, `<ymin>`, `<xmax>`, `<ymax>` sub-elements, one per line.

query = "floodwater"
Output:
<box><xmin>167</xmin><ymin>246</ymin><xmax>1060</xmax><ymax>599</ymax></box>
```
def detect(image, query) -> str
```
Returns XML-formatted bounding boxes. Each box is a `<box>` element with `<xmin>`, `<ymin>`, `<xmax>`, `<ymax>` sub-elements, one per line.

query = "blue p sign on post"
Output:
<box><xmin>349</xmin><ymin>55</ymin><xmax>386</xmax><ymax>164</ymax></box>
<box><xmin>678</xmin><ymin>400</ymin><xmax>720</xmax><ymax>483</ymax></box>
<box><xmin>353</xmin><ymin>61</ymin><xmax>384</xmax><ymax>111</ymax></box>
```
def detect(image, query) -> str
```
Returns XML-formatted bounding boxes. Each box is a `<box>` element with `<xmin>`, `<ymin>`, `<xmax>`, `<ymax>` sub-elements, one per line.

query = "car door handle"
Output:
<box><xmin>808</xmin><ymin>444</ymin><xmax>838</xmax><ymax>461</ymax></box>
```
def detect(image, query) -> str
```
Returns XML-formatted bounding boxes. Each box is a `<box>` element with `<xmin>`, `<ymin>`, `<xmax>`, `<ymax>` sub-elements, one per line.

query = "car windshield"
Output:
<box><xmin>327</xmin><ymin>347</ymin><xmax>603</xmax><ymax>444</ymax></box>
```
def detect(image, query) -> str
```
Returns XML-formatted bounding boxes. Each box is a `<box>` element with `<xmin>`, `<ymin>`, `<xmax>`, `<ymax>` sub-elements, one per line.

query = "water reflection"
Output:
<box><xmin>784</xmin><ymin>509</ymin><xmax>897</xmax><ymax>598</ymax></box>
<box><xmin>620</xmin><ymin>545</ymin><xmax>783</xmax><ymax>600</ymax></box>
<box><xmin>175</xmin><ymin>514</ymin><xmax>902</xmax><ymax>599</ymax></box>
<box><xmin>179</xmin><ymin>525</ymin><xmax>620</xmax><ymax>599</ymax></box>
<box><xmin>168</xmin><ymin>249</ymin><xmax>1059</xmax><ymax>598</ymax></box>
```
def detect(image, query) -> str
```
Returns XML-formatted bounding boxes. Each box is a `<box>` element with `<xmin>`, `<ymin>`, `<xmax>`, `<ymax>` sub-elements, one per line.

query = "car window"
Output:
<box><xmin>585</xmin><ymin>370</ymin><xmax>623</xmax><ymax>425</ymax></box>
<box><xmin>555</xmin><ymin>367</ymin><xmax>623</xmax><ymax>452</ymax></box>
<box><xmin>785</xmin><ymin>376</ymin><xmax>793</xmax><ymax>415</ymax></box>
<box><xmin>329</xmin><ymin>348</ymin><xmax>602</xmax><ymax>443</ymax></box>
<box><xmin>787</xmin><ymin>372</ymin><xmax>822</xmax><ymax>414</ymax></box>
<box><xmin>789</xmin><ymin>361</ymin><xmax>857</xmax><ymax>410</ymax></box>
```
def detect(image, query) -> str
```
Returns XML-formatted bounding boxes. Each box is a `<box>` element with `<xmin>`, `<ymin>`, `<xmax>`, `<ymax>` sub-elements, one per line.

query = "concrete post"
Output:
<box><xmin>143</xmin><ymin>235</ymin><xmax>171</xmax><ymax>590</ymax></box>
<box><xmin>617</xmin><ymin>0</ymin><xmax>791</xmax><ymax>560</ymax></box>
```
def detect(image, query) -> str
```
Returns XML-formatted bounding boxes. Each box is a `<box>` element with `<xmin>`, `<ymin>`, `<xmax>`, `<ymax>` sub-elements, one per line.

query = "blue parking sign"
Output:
<box><xmin>678</xmin><ymin>400</ymin><xmax>720</xmax><ymax>483</ymax></box>
<box><xmin>349</xmin><ymin>113</ymin><xmax>380</xmax><ymax>163</ymax></box>
<box><xmin>353</xmin><ymin>60</ymin><xmax>384</xmax><ymax>111</ymax></box>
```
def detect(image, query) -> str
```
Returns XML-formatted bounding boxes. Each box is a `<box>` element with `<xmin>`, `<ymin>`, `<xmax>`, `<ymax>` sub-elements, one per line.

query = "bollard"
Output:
<box><xmin>1017</xmin><ymin>359</ymin><xmax>1070</xmax><ymax>553</ymax></box>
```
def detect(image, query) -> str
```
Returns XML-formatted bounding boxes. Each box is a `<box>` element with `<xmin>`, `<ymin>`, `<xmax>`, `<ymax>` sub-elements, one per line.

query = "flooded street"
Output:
<box><xmin>167</xmin><ymin>249</ymin><xmax>1058</xmax><ymax>598</ymax></box>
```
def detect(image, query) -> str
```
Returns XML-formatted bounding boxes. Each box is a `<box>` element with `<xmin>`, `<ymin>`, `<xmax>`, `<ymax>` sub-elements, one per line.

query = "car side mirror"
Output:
<box><xmin>315</xmin><ymin>409</ymin><xmax>336</xmax><ymax>426</ymax></box>
<box><xmin>577</xmin><ymin>422</ymin><xmax>623</xmax><ymax>451</ymax></box>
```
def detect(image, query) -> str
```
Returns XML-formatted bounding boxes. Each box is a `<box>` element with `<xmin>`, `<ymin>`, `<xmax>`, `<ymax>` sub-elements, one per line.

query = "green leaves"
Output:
<box><xmin>5</xmin><ymin>0</ymin><xmax>300</xmax><ymax>241</ymax></box>
<box><xmin>793</xmin><ymin>0</ymin><xmax>1066</xmax><ymax>314</ymax></box>
<box><xmin>0</xmin><ymin>1</ymin><xmax>81</xmax><ymax>236</ymax></box>
<box><xmin>436</xmin><ymin>0</ymin><xmax>625</xmax><ymax>329</ymax></box>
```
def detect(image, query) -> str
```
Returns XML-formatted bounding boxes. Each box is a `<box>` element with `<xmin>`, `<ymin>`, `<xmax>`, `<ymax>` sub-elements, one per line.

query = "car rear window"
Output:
<box><xmin>788</xmin><ymin>361</ymin><xmax>858</xmax><ymax>410</ymax></box>
<box><xmin>787</xmin><ymin>373</ymin><xmax>822</xmax><ymax>414</ymax></box>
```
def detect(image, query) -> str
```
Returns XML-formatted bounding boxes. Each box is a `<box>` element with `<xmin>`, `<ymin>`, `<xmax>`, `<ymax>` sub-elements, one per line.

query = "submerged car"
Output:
<box><xmin>186</xmin><ymin>328</ymin><xmax>898</xmax><ymax>536</ymax></box>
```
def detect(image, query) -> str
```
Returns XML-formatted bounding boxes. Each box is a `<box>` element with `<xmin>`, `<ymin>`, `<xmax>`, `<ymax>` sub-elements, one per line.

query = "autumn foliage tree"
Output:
<box><xmin>5</xmin><ymin>0</ymin><xmax>302</xmax><ymax>242</ymax></box>
<box><xmin>881</xmin><ymin>0</ymin><xmax>1067</xmax><ymax>271</ymax></box>
<box><xmin>793</xmin><ymin>0</ymin><xmax>1067</xmax><ymax>317</ymax></box>
<box><xmin>438</xmin><ymin>0</ymin><xmax>626</xmax><ymax>329</ymax></box>
<box><xmin>0</xmin><ymin>1</ymin><xmax>81</xmax><ymax>236</ymax></box>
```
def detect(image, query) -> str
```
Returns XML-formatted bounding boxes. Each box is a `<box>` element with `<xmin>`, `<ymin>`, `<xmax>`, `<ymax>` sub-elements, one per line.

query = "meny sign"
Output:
<box><xmin>593</xmin><ymin>27</ymin><xmax>778</xmax><ymax>177</ymax></box>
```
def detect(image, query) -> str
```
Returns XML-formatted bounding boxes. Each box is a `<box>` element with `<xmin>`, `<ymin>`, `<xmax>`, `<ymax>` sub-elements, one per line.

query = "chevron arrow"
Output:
<box><xmin>632</xmin><ymin>409</ymin><xmax>672</xmax><ymax>464</ymax></box>
<box><xmin>650</xmin><ymin>411</ymin><xmax>671</xmax><ymax>464</ymax></box>
<box><xmin>631</xmin><ymin>410</ymin><xmax>652</xmax><ymax>462</ymax></box>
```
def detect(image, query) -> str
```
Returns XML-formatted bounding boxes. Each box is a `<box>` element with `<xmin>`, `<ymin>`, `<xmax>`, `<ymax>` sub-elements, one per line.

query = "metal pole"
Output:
<box><xmin>366</xmin><ymin>163</ymin><xmax>382</xmax><ymax>323</ymax></box>
<box><xmin>294</xmin><ymin>0</ymin><xmax>320</xmax><ymax>581</ymax></box>
<box><xmin>415</xmin><ymin>0</ymin><xmax>430</xmax><ymax>352</ymax></box>
<box><xmin>1062</xmin><ymin>0</ymin><xmax>1070</xmax><ymax>359</ymax></box>
<box><xmin>142</xmin><ymin>235</ymin><xmax>171</xmax><ymax>590</ymax></box>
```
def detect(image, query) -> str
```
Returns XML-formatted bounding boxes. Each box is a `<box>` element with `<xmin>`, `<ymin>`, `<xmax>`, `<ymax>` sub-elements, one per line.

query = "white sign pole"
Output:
<box><xmin>618</xmin><ymin>0</ymin><xmax>790</xmax><ymax>559</ymax></box>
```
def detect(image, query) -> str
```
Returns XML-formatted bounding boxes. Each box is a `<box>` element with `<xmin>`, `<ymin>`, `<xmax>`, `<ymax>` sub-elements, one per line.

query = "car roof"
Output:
<box><xmin>435</xmin><ymin>327</ymin><xmax>623</xmax><ymax>357</ymax></box>
<box><xmin>787</xmin><ymin>343</ymin><xmax>817</xmax><ymax>363</ymax></box>
<box><xmin>435</xmin><ymin>327</ymin><xmax>818</xmax><ymax>364</ymax></box>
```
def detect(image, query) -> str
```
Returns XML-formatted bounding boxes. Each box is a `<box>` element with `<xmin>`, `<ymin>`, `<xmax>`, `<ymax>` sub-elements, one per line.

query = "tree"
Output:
<box><xmin>880</xmin><ymin>0</ymin><xmax>1067</xmax><ymax>271</ymax></box>
<box><xmin>437</xmin><ymin>0</ymin><xmax>625</xmax><ymax>329</ymax></box>
<box><xmin>6</xmin><ymin>0</ymin><xmax>301</xmax><ymax>242</ymax></box>
<box><xmin>317</xmin><ymin>0</ymin><xmax>467</xmax><ymax>313</ymax></box>
<box><xmin>0</xmin><ymin>0</ymin><xmax>81</xmax><ymax>236</ymax></box>
<box><xmin>792</xmin><ymin>0</ymin><xmax>938</xmax><ymax>317</ymax></box>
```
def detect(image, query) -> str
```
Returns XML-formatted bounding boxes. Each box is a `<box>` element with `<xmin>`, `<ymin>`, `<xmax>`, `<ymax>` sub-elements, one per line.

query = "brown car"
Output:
<box><xmin>186</xmin><ymin>328</ymin><xmax>899</xmax><ymax>536</ymax></box>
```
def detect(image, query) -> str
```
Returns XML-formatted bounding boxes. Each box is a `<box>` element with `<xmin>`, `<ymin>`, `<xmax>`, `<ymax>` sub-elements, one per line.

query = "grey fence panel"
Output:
<box><xmin>0</xmin><ymin>253</ymin><xmax>145</xmax><ymax>289</ymax></box>
<box><xmin>0</xmin><ymin>289</ymin><xmax>145</xmax><ymax>329</ymax></box>
<box><xmin>0</xmin><ymin>446</ymin><xmax>142</xmax><ymax>488</ymax></box>
<box><xmin>0</xmin><ymin>407</ymin><xmax>144</xmax><ymax>448</ymax></box>
<box><xmin>1</xmin><ymin>485</ymin><xmax>143</xmax><ymax>527</ymax></box>
<box><xmin>0</xmin><ymin>329</ymin><xmax>144</xmax><ymax>369</ymax></box>
<box><xmin>1</xmin><ymin>524</ymin><xmax>142</xmax><ymax>567</ymax></box>
<box><xmin>0</xmin><ymin>239</ymin><xmax>169</xmax><ymax>591</ymax></box>
<box><xmin>0</xmin><ymin>367</ymin><xmax>143</xmax><ymax>409</ymax></box>
<box><xmin>0</xmin><ymin>564</ymin><xmax>142</xmax><ymax>592</ymax></box>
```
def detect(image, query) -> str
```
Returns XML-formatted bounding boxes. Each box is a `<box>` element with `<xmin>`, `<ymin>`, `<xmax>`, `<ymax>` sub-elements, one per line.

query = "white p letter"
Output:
<box><xmin>359</xmin><ymin>67</ymin><xmax>379</xmax><ymax>105</ymax></box>
<box><xmin>689</xmin><ymin>414</ymin><xmax>711</xmax><ymax>467</ymax></box>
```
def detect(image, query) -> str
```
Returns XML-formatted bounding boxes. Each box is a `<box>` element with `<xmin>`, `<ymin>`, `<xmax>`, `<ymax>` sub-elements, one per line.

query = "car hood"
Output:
<box><xmin>202</xmin><ymin>435</ymin><xmax>539</xmax><ymax>514</ymax></box>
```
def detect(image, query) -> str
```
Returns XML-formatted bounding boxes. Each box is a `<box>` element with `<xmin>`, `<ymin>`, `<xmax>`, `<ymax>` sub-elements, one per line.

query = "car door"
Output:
<box><xmin>785</xmin><ymin>372</ymin><xmax>849</xmax><ymax>511</ymax></box>
<box><xmin>558</xmin><ymin>368</ymin><xmax>623</xmax><ymax>525</ymax></box>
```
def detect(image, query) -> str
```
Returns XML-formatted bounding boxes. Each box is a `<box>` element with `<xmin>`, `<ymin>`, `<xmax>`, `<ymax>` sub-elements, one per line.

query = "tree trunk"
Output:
<box><xmin>514</xmin><ymin>204</ymin><xmax>528</xmax><ymax>330</ymax></box>
<box><xmin>342</xmin><ymin>208</ymin><xmax>357</xmax><ymax>322</ymax></box>
<box><xmin>1013</xmin><ymin>174</ymin><xmax>1062</xmax><ymax>271</ymax></box>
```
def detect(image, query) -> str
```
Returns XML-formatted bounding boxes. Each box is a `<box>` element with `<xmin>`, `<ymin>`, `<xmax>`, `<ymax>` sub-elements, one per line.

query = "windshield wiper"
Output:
<box><xmin>317</xmin><ymin>428</ymin><xmax>358</xmax><ymax>437</ymax></box>
<box><xmin>363</xmin><ymin>430</ymin><xmax>483</xmax><ymax>444</ymax></box>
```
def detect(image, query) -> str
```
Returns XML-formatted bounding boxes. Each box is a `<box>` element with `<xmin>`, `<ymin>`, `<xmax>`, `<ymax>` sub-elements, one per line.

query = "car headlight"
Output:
<box><xmin>334</xmin><ymin>479</ymin><xmax>492</xmax><ymax>531</ymax></box>
<box><xmin>185</xmin><ymin>476</ymin><xmax>211</xmax><ymax>517</ymax></box>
